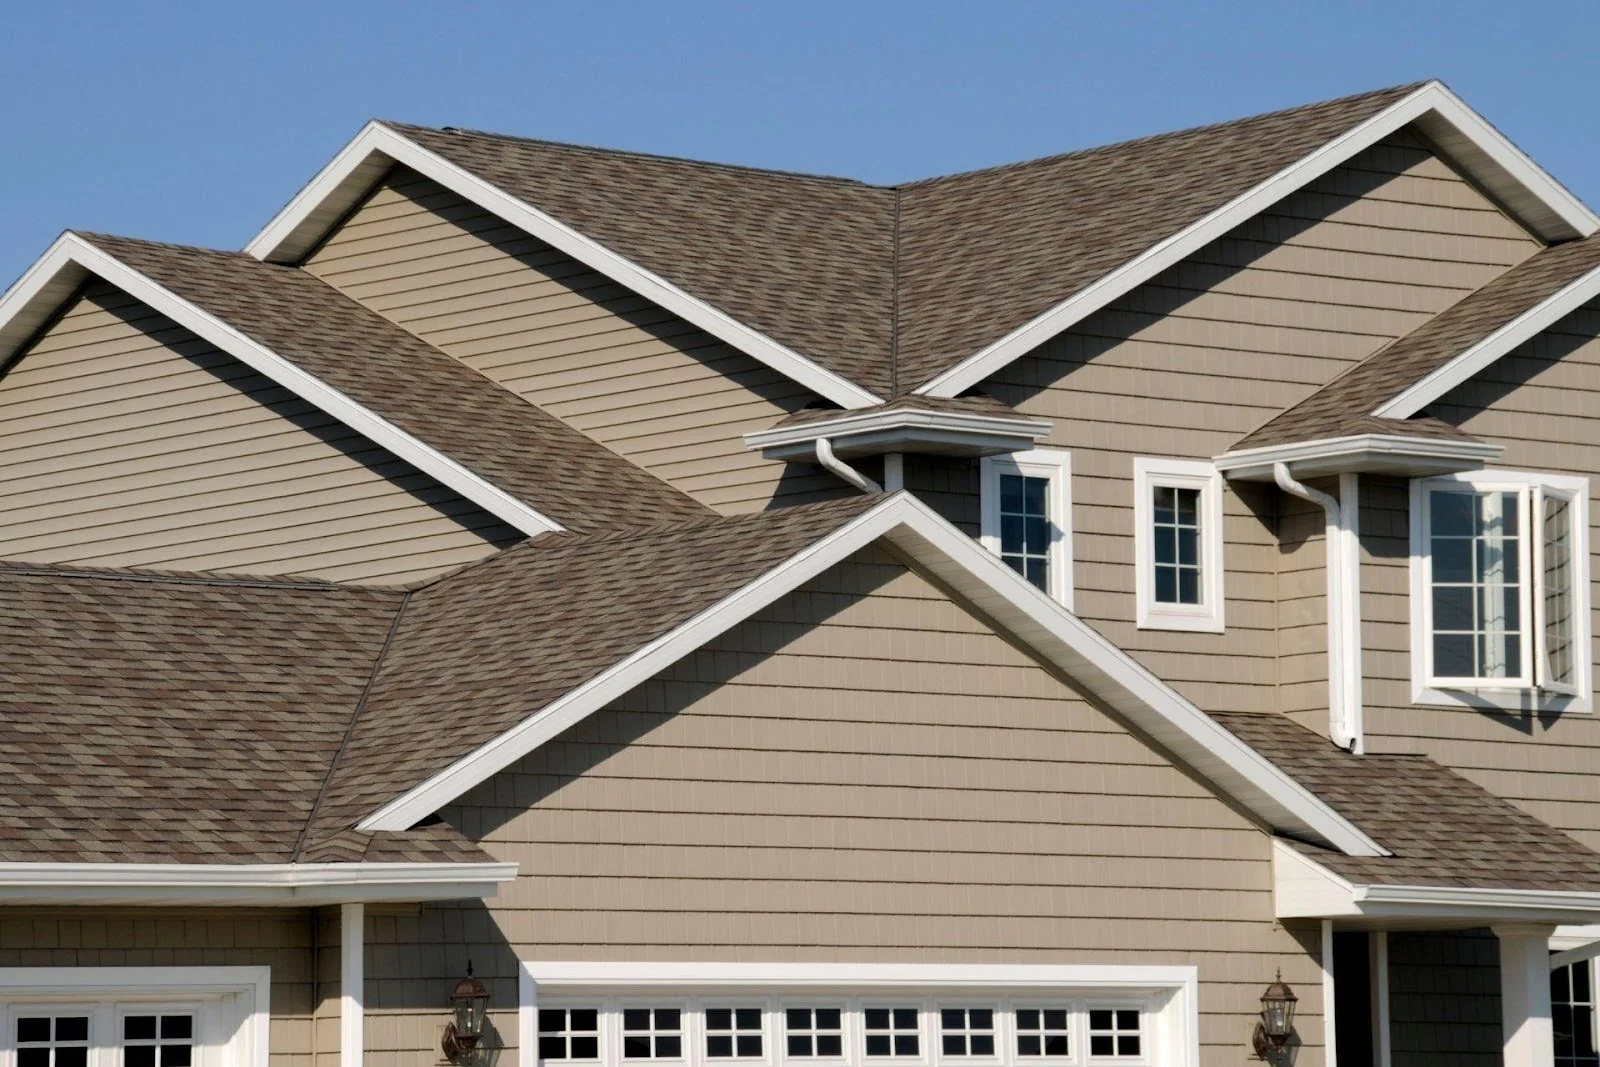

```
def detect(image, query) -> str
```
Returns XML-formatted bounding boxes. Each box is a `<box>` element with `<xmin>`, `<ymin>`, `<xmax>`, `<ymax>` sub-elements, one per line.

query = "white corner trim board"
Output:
<box><xmin>1373</xmin><ymin>259</ymin><xmax>1600</xmax><ymax>419</ymax></box>
<box><xmin>917</xmin><ymin>80</ymin><xmax>1598</xmax><ymax>399</ymax></box>
<box><xmin>0</xmin><ymin>233</ymin><xmax>561</xmax><ymax>537</ymax></box>
<box><xmin>361</xmin><ymin>491</ymin><xmax>1388</xmax><ymax>860</ymax></box>
<box><xmin>245</xmin><ymin>121</ymin><xmax>883</xmax><ymax>410</ymax></box>
<box><xmin>519</xmin><ymin>961</ymin><xmax>1202</xmax><ymax>1067</ymax></box>
<box><xmin>341</xmin><ymin>904</ymin><xmax>364</xmax><ymax>1067</ymax></box>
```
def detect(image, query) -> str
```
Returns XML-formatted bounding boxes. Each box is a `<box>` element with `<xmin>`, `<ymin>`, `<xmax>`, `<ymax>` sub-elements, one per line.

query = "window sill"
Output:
<box><xmin>1411</xmin><ymin>683</ymin><xmax>1590</xmax><ymax>714</ymax></box>
<box><xmin>1136</xmin><ymin>610</ymin><xmax>1225</xmax><ymax>634</ymax></box>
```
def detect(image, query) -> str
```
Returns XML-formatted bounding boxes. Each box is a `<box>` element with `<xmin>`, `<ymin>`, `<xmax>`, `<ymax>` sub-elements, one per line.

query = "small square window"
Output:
<box><xmin>1087</xmin><ymin>1008</ymin><xmax>1141</xmax><ymax>1060</ymax></box>
<box><xmin>622</xmin><ymin>1008</ymin><xmax>682</xmax><ymax>1060</ymax></box>
<box><xmin>785</xmin><ymin>1007</ymin><xmax>844</xmax><ymax>1058</ymax></box>
<box><xmin>863</xmin><ymin>1007</ymin><xmax>919</xmax><ymax>1057</ymax></box>
<box><xmin>539</xmin><ymin>1007</ymin><xmax>601</xmax><ymax>1061</ymax></box>
<box><xmin>705</xmin><ymin>1007</ymin><xmax>763</xmax><ymax>1059</ymax></box>
<box><xmin>122</xmin><ymin>1013</ymin><xmax>195</xmax><ymax>1067</ymax></box>
<box><xmin>1015</xmin><ymin>1008</ymin><xmax>1070</xmax><ymax>1058</ymax></box>
<box><xmin>17</xmin><ymin>1015</ymin><xmax>90</xmax><ymax>1067</ymax></box>
<box><xmin>939</xmin><ymin>1008</ymin><xmax>995</xmax><ymax>1057</ymax></box>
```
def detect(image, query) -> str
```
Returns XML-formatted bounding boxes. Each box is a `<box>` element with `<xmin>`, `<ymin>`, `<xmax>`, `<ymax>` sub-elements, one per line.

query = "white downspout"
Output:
<box><xmin>815</xmin><ymin>438</ymin><xmax>883</xmax><ymax>494</ymax></box>
<box><xmin>1273</xmin><ymin>463</ymin><xmax>1362</xmax><ymax>752</ymax></box>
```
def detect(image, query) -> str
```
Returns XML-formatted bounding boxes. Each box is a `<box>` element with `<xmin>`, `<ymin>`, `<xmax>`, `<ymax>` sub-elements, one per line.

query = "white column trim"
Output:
<box><xmin>341</xmin><ymin>903</ymin><xmax>364</xmax><ymax>1067</ymax></box>
<box><xmin>1494</xmin><ymin>922</ymin><xmax>1556</xmax><ymax>1067</ymax></box>
<box><xmin>1322</xmin><ymin>919</ymin><xmax>1337</xmax><ymax>1067</ymax></box>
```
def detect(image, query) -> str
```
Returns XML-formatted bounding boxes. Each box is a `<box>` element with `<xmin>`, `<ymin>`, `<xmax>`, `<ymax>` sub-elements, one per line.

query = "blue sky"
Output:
<box><xmin>1</xmin><ymin>1</ymin><xmax>1597</xmax><ymax>285</ymax></box>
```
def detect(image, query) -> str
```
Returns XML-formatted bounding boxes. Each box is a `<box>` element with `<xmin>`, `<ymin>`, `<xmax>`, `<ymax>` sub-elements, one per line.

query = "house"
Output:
<box><xmin>3</xmin><ymin>77</ymin><xmax>1600</xmax><ymax>1067</ymax></box>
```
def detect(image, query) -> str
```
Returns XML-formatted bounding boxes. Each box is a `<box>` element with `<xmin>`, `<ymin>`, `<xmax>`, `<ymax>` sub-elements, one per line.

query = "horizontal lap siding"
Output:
<box><xmin>353</xmin><ymin>548</ymin><xmax>1331</xmax><ymax>1067</ymax></box>
<box><xmin>0</xmin><ymin>282</ymin><xmax>518</xmax><ymax>584</ymax></box>
<box><xmin>1362</xmin><ymin>298</ymin><xmax>1600</xmax><ymax>848</ymax></box>
<box><xmin>304</xmin><ymin>170</ymin><xmax>839</xmax><ymax>515</ymax></box>
<box><xmin>977</xmin><ymin>133</ymin><xmax>1538</xmax><ymax>714</ymax></box>
<box><xmin>0</xmin><ymin>908</ymin><xmax>320</xmax><ymax>1067</ymax></box>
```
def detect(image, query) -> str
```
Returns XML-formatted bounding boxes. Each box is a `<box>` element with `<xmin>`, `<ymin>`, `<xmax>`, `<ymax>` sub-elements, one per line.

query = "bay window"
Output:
<box><xmin>1411</xmin><ymin>471</ymin><xmax>1590</xmax><ymax>708</ymax></box>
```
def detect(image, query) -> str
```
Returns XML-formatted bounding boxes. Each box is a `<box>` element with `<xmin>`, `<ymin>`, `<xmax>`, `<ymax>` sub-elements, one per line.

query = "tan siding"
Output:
<box><xmin>979</xmin><ymin>131</ymin><xmax>1541</xmax><ymax>713</ymax></box>
<box><xmin>0</xmin><ymin>281</ymin><xmax>519</xmax><ymax>584</ymax></box>
<box><xmin>345</xmin><ymin>548</ymin><xmax>1332</xmax><ymax>1066</ymax></box>
<box><xmin>304</xmin><ymin>169</ymin><xmax>843</xmax><ymax>514</ymax></box>
<box><xmin>0</xmin><ymin>908</ymin><xmax>319</xmax><ymax>1067</ymax></box>
<box><xmin>1362</xmin><ymin>296</ymin><xmax>1600</xmax><ymax>848</ymax></box>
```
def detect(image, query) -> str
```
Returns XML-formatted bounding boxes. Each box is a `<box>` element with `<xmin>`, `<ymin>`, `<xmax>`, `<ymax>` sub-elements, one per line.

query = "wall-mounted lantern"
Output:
<box><xmin>442</xmin><ymin>963</ymin><xmax>491</xmax><ymax>1066</ymax></box>
<box><xmin>1251</xmin><ymin>972</ymin><xmax>1297</xmax><ymax>1062</ymax></box>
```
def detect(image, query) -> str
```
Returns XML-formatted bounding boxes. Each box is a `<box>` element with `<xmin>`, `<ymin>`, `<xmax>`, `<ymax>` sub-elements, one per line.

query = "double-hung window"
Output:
<box><xmin>980</xmin><ymin>450</ymin><xmax>1072</xmax><ymax>608</ymax></box>
<box><xmin>1411</xmin><ymin>470</ymin><xmax>1590</xmax><ymax>708</ymax></box>
<box><xmin>1133</xmin><ymin>459</ymin><xmax>1225</xmax><ymax>633</ymax></box>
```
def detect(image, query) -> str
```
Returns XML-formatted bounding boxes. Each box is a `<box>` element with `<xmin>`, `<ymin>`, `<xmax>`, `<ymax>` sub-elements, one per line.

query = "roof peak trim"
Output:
<box><xmin>359</xmin><ymin>492</ymin><xmax>1387</xmax><ymax>859</ymax></box>
<box><xmin>0</xmin><ymin>233</ymin><xmax>561</xmax><ymax>537</ymax></box>
<box><xmin>915</xmin><ymin>80</ymin><xmax>1599</xmax><ymax>398</ymax></box>
<box><xmin>245</xmin><ymin>121</ymin><xmax>884</xmax><ymax>410</ymax></box>
<box><xmin>1373</xmin><ymin>258</ymin><xmax>1600</xmax><ymax>418</ymax></box>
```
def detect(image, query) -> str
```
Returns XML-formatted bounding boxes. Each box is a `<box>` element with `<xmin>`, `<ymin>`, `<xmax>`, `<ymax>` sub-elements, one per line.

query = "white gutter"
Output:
<box><xmin>814</xmin><ymin>438</ymin><xmax>882</xmax><ymax>494</ymax></box>
<box><xmin>746</xmin><ymin>408</ymin><xmax>1052</xmax><ymax>461</ymax></box>
<box><xmin>1274</xmin><ymin>463</ymin><xmax>1362</xmax><ymax>752</ymax></box>
<box><xmin>0</xmin><ymin>861</ymin><xmax>518</xmax><ymax>906</ymax></box>
<box><xmin>1215</xmin><ymin>433</ymin><xmax>1501</xmax><ymax>482</ymax></box>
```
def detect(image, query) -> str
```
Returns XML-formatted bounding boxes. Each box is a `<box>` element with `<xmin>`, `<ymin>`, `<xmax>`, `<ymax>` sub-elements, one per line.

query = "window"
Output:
<box><xmin>1554</xmin><ymin>960</ymin><xmax>1599</xmax><ymax>1067</ymax></box>
<box><xmin>937</xmin><ymin>1009</ymin><xmax>994</xmax><ymax>1057</ymax></box>
<box><xmin>540</xmin><ymin>1008</ymin><xmax>601</xmax><ymax>1061</ymax></box>
<box><xmin>1133</xmin><ymin>459</ymin><xmax>1225</xmax><ymax>632</ymax></box>
<box><xmin>862</xmin><ymin>1007</ymin><xmax>918</xmax><ymax>1058</ymax></box>
<box><xmin>785</xmin><ymin>1008</ymin><xmax>844</xmax><ymax>1059</ymax></box>
<box><xmin>980</xmin><ymin>450</ymin><xmax>1073</xmax><ymax>608</ymax></box>
<box><xmin>1086</xmin><ymin>1009</ymin><xmax>1142</xmax><ymax>1061</ymax></box>
<box><xmin>1411</xmin><ymin>471</ymin><xmax>1590</xmax><ymax>709</ymax></box>
<box><xmin>621</xmin><ymin>1008</ymin><xmax>683</xmax><ymax>1060</ymax></box>
<box><xmin>15</xmin><ymin>1015</ymin><xmax>88</xmax><ymax>1067</ymax></box>
<box><xmin>1013</xmin><ymin>1008</ymin><xmax>1069</xmax><ymax>1059</ymax></box>
<box><xmin>706</xmin><ymin>1008</ymin><xmax>763</xmax><ymax>1059</ymax></box>
<box><xmin>120</xmin><ymin>1013</ymin><xmax>194</xmax><ymax>1067</ymax></box>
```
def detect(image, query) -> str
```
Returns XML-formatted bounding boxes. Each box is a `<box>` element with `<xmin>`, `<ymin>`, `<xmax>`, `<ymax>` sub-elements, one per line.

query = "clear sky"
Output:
<box><xmin>1</xmin><ymin>1</ymin><xmax>1597</xmax><ymax>285</ymax></box>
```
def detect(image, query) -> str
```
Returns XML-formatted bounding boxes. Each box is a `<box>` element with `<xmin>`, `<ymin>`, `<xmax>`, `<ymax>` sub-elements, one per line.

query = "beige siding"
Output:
<box><xmin>979</xmin><ymin>130</ymin><xmax>1541</xmax><ymax>713</ymax></box>
<box><xmin>303</xmin><ymin>169</ymin><xmax>842</xmax><ymax>514</ymax></box>
<box><xmin>0</xmin><ymin>281</ymin><xmax>519</xmax><ymax>584</ymax></box>
<box><xmin>347</xmin><ymin>547</ymin><xmax>1332</xmax><ymax>1067</ymax></box>
<box><xmin>1361</xmin><ymin>296</ymin><xmax>1600</xmax><ymax>848</ymax></box>
<box><xmin>0</xmin><ymin>908</ymin><xmax>319</xmax><ymax>1067</ymax></box>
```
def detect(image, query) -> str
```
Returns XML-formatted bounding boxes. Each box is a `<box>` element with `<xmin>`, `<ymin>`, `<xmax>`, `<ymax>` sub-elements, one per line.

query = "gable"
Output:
<box><xmin>304</xmin><ymin>168</ymin><xmax>848</xmax><ymax>514</ymax></box>
<box><xmin>0</xmin><ymin>280</ymin><xmax>521</xmax><ymax>583</ymax></box>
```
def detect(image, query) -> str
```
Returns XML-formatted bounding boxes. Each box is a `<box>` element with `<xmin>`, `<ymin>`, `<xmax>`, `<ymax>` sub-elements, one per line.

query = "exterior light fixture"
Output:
<box><xmin>442</xmin><ymin>963</ymin><xmax>491</xmax><ymax>1065</ymax></box>
<box><xmin>1251</xmin><ymin>972</ymin><xmax>1298</xmax><ymax>1061</ymax></box>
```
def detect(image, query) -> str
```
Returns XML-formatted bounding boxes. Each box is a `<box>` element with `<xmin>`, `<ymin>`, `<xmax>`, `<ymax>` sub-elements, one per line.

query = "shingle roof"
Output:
<box><xmin>1212</xmin><ymin>711</ymin><xmax>1600</xmax><ymax>891</ymax></box>
<box><xmin>79</xmin><ymin>233</ymin><xmax>711</xmax><ymax>534</ymax></box>
<box><xmin>388</xmin><ymin>84</ymin><xmax>1422</xmax><ymax>396</ymax></box>
<box><xmin>303</xmin><ymin>495</ymin><xmax>882</xmax><ymax>841</ymax></box>
<box><xmin>1235</xmin><ymin>234</ymin><xmax>1600</xmax><ymax>450</ymax></box>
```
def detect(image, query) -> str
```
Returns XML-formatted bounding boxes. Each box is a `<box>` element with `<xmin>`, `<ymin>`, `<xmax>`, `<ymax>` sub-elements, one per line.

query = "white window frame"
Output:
<box><xmin>980</xmin><ymin>450</ymin><xmax>1073</xmax><ymax>610</ymax></box>
<box><xmin>1410</xmin><ymin>469</ymin><xmax>1592</xmax><ymax>712</ymax></box>
<box><xmin>519</xmin><ymin>964</ymin><xmax>1197</xmax><ymax>1067</ymax></box>
<box><xmin>1133</xmin><ymin>459</ymin><xmax>1225</xmax><ymax>633</ymax></box>
<box><xmin>0</xmin><ymin>968</ymin><xmax>268</xmax><ymax>1067</ymax></box>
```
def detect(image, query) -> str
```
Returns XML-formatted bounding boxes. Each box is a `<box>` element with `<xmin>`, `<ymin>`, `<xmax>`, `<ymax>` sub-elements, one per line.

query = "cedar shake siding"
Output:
<box><xmin>976</xmin><ymin>132</ymin><xmax>1540</xmax><ymax>713</ymax></box>
<box><xmin>0</xmin><ymin>280</ymin><xmax>520</xmax><ymax>584</ymax></box>
<box><xmin>1361</xmin><ymin>294</ymin><xmax>1600</xmax><ymax>849</ymax></box>
<box><xmin>303</xmin><ymin>168</ymin><xmax>846</xmax><ymax>514</ymax></box>
<box><xmin>1387</xmin><ymin>930</ymin><xmax>1503</xmax><ymax>1066</ymax></box>
<box><xmin>388</xmin><ymin>547</ymin><xmax>1330</xmax><ymax>1067</ymax></box>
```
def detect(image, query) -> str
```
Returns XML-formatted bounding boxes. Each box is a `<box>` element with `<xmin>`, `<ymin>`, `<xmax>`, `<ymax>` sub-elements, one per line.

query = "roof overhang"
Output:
<box><xmin>0</xmin><ymin>860</ymin><xmax>518</xmax><ymax>907</ymax></box>
<box><xmin>244</xmin><ymin>121</ymin><xmax>883</xmax><ymax>410</ymax></box>
<box><xmin>1214</xmin><ymin>433</ymin><xmax>1503</xmax><ymax>481</ymax></box>
<box><xmin>358</xmin><ymin>492</ymin><xmax>1388</xmax><ymax>861</ymax></box>
<box><xmin>1275</xmin><ymin>840</ymin><xmax>1600</xmax><ymax>928</ymax></box>
<box><xmin>0</xmin><ymin>232</ymin><xmax>560</xmax><ymax>536</ymax></box>
<box><xmin>917</xmin><ymin>81</ymin><xmax>1599</xmax><ymax>399</ymax></box>
<box><xmin>744</xmin><ymin>409</ymin><xmax>1053</xmax><ymax>461</ymax></box>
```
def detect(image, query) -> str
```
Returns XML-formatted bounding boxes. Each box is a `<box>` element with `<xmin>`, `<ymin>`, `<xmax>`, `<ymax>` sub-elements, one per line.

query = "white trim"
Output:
<box><xmin>0</xmin><ymin>966</ymin><xmax>270</xmax><ymax>1067</ymax></box>
<box><xmin>1408</xmin><ymin>469</ymin><xmax>1592</xmax><ymax>713</ymax></box>
<box><xmin>519</xmin><ymin>962</ymin><xmax>1200</xmax><ymax>1067</ymax></box>
<box><xmin>340</xmin><ymin>903</ymin><xmax>363</xmax><ymax>1067</ymax></box>
<box><xmin>246</xmin><ymin>122</ymin><xmax>882</xmax><ymax>410</ymax></box>
<box><xmin>917</xmin><ymin>81</ymin><xmax>1597</xmax><ymax>399</ymax></box>
<box><xmin>1550</xmin><ymin>940</ymin><xmax>1600</xmax><ymax>970</ymax></box>
<box><xmin>1132</xmin><ymin>459</ymin><xmax>1225</xmax><ymax>634</ymax></box>
<box><xmin>746</xmin><ymin>410</ymin><xmax>1052</xmax><ymax>461</ymax></box>
<box><xmin>1375</xmin><ymin>260</ymin><xmax>1600</xmax><ymax>420</ymax></box>
<box><xmin>1495</xmin><ymin>923</ymin><xmax>1556</xmax><ymax>1067</ymax></box>
<box><xmin>0</xmin><ymin>860</ymin><xmax>517</xmax><ymax>906</ymax></box>
<box><xmin>1321</xmin><ymin>920</ymin><xmax>1337</xmax><ymax>1067</ymax></box>
<box><xmin>1369</xmin><ymin>932</ymin><xmax>1390</xmax><ymax>1067</ymax></box>
<box><xmin>1214</xmin><ymin>434</ymin><xmax>1502</xmax><ymax>482</ymax></box>
<box><xmin>979</xmin><ymin>448</ymin><xmax>1074</xmax><ymax>609</ymax></box>
<box><xmin>0</xmin><ymin>233</ymin><xmax>560</xmax><ymax>536</ymax></box>
<box><xmin>362</xmin><ymin>491</ymin><xmax>1387</xmax><ymax>857</ymax></box>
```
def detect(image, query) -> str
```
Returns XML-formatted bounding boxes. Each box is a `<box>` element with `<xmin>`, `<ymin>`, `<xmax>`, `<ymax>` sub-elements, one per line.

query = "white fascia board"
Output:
<box><xmin>744</xmin><ymin>408</ymin><xmax>1053</xmax><ymax>459</ymax></box>
<box><xmin>246</xmin><ymin>123</ymin><xmax>883</xmax><ymax>411</ymax></box>
<box><xmin>1373</xmin><ymin>260</ymin><xmax>1600</xmax><ymax>419</ymax></box>
<box><xmin>361</xmin><ymin>491</ymin><xmax>1388</xmax><ymax>859</ymax></box>
<box><xmin>0</xmin><ymin>234</ymin><xmax>559</xmax><ymax>536</ymax></box>
<box><xmin>522</xmin><ymin>960</ymin><xmax>1199</xmax><ymax>990</ymax></box>
<box><xmin>0</xmin><ymin>860</ymin><xmax>517</xmax><ymax>906</ymax></box>
<box><xmin>1214</xmin><ymin>433</ymin><xmax>1504</xmax><ymax>481</ymax></box>
<box><xmin>918</xmin><ymin>81</ymin><xmax>1599</xmax><ymax>400</ymax></box>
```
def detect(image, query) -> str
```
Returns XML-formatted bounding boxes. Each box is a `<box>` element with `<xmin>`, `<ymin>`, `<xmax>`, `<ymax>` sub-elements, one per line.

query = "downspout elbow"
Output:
<box><xmin>815</xmin><ymin>438</ymin><xmax>883</xmax><ymax>494</ymax></box>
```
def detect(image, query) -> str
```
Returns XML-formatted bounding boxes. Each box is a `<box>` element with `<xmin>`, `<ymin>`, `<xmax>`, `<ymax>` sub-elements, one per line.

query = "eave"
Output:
<box><xmin>743</xmin><ymin>408</ymin><xmax>1053</xmax><ymax>461</ymax></box>
<box><xmin>1214</xmin><ymin>433</ymin><xmax>1503</xmax><ymax>482</ymax></box>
